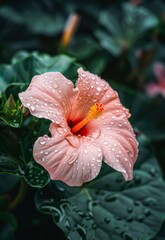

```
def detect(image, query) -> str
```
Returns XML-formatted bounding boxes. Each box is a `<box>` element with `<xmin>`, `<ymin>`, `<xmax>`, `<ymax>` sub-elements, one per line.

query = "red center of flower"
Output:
<box><xmin>71</xmin><ymin>103</ymin><xmax>104</xmax><ymax>134</ymax></box>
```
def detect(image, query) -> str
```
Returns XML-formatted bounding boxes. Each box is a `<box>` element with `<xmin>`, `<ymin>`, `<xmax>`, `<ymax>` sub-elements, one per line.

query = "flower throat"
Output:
<box><xmin>71</xmin><ymin>103</ymin><xmax>104</xmax><ymax>134</ymax></box>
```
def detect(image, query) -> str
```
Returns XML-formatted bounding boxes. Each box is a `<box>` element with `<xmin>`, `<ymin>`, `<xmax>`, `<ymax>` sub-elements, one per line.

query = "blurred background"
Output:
<box><xmin>0</xmin><ymin>0</ymin><xmax>165</xmax><ymax>239</ymax></box>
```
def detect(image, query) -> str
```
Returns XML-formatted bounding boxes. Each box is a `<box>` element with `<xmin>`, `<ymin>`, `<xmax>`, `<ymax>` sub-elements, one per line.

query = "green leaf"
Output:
<box><xmin>35</xmin><ymin>135</ymin><xmax>165</xmax><ymax>240</ymax></box>
<box><xmin>95</xmin><ymin>3</ymin><xmax>158</xmax><ymax>55</ymax></box>
<box><xmin>123</xmin><ymin>3</ymin><xmax>158</xmax><ymax>35</ymax></box>
<box><xmin>0</xmin><ymin>65</ymin><xmax>15</xmax><ymax>92</ymax></box>
<box><xmin>0</xmin><ymin>174</ymin><xmax>19</xmax><ymax>195</ymax></box>
<box><xmin>68</xmin><ymin>37</ymin><xmax>109</xmax><ymax>75</ymax></box>
<box><xmin>11</xmin><ymin>51</ymin><xmax>78</xmax><ymax>83</ymax></box>
<box><xmin>95</xmin><ymin>30</ymin><xmax>121</xmax><ymax>56</ymax></box>
<box><xmin>0</xmin><ymin>119</ymin><xmax>50</xmax><ymax>188</ymax></box>
<box><xmin>154</xmin><ymin>221</ymin><xmax>165</xmax><ymax>240</ymax></box>
<box><xmin>0</xmin><ymin>153</ymin><xmax>23</xmax><ymax>175</ymax></box>
<box><xmin>0</xmin><ymin>5</ymin><xmax>64</xmax><ymax>35</ymax></box>
<box><xmin>23</xmin><ymin>162</ymin><xmax>50</xmax><ymax>188</ymax></box>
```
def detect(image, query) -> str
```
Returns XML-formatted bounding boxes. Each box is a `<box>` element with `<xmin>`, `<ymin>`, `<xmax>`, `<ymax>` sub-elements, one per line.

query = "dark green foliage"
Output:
<box><xmin>0</xmin><ymin>0</ymin><xmax>165</xmax><ymax>239</ymax></box>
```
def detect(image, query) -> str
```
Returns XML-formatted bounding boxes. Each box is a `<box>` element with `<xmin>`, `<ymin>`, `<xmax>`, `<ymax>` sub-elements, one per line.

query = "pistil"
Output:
<box><xmin>71</xmin><ymin>103</ymin><xmax>104</xmax><ymax>134</ymax></box>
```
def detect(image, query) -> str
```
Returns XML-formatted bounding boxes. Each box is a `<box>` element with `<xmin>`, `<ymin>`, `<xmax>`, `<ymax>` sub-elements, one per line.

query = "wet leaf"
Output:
<box><xmin>23</xmin><ymin>162</ymin><xmax>50</xmax><ymax>188</ymax></box>
<box><xmin>11</xmin><ymin>51</ymin><xmax>78</xmax><ymax>83</ymax></box>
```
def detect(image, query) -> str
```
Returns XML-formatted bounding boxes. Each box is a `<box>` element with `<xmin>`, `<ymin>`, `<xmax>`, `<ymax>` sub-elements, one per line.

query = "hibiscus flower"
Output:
<box><xmin>19</xmin><ymin>68</ymin><xmax>138</xmax><ymax>186</ymax></box>
<box><xmin>146</xmin><ymin>63</ymin><xmax>165</xmax><ymax>97</ymax></box>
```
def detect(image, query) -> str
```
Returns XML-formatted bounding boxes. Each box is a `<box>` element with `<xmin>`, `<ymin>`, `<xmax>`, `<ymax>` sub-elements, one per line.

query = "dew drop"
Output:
<box><xmin>143</xmin><ymin>197</ymin><xmax>157</xmax><ymax>206</ymax></box>
<box><xmin>104</xmin><ymin>217</ymin><xmax>111</xmax><ymax>224</ymax></box>
<box><xmin>30</xmin><ymin>106</ymin><xmax>35</xmax><ymax>111</ymax></box>
<box><xmin>134</xmin><ymin>200</ymin><xmax>141</xmax><ymax>206</ymax></box>
<box><xmin>126</xmin><ymin>216</ymin><xmax>133</xmax><ymax>222</ymax></box>
<box><xmin>39</xmin><ymin>139</ymin><xmax>46</xmax><ymax>145</ymax></box>
<box><xmin>149</xmin><ymin>168</ymin><xmax>156</xmax><ymax>177</ymax></box>
<box><xmin>96</xmin><ymin>87</ymin><xmax>102</xmax><ymax>92</ymax></box>
<box><xmin>92</xmin><ymin>223</ymin><xmax>97</xmax><ymax>229</ymax></box>
<box><xmin>96</xmin><ymin>158</ymin><xmax>102</xmax><ymax>163</ymax></box>
<box><xmin>137</xmin><ymin>215</ymin><xmax>144</xmax><ymax>222</ymax></box>
<box><xmin>105</xmin><ymin>194</ymin><xmax>118</xmax><ymax>202</ymax></box>
<box><xmin>77</xmin><ymin>211</ymin><xmax>85</xmax><ymax>217</ymax></box>
<box><xmin>127</xmin><ymin>207</ymin><xmax>133</xmax><ymax>213</ymax></box>
<box><xmin>134</xmin><ymin>175</ymin><xmax>141</xmax><ymax>184</ymax></box>
<box><xmin>81</xmin><ymin>73</ymin><xmax>86</xmax><ymax>78</ymax></box>
<box><xmin>41</xmin><ymin>157</ymin><xmax>45</xmax><ymax>161</ymax></box>
<box><xmin>143</xmin><ymin>208</ymin><xmax>150</xmax><ymax>217</ymax></box>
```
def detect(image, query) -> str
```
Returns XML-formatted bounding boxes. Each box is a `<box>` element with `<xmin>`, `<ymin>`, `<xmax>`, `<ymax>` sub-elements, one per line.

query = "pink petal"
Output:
<box><xmin>90</xmin><ymin>113</ymin><xmax>138</xmax><ymax>180</ymax></box>
<box><xmin>145</xmin><ymin>83</ymin><xmax>163</xmax><ymax>97</ymax></box>
<box><xmin>70</xmin><ymin>68</ymin><xmax>130</xmax><ymax>123</ymax></box>
<box><xmin>153</xmin><ymin>63</ymin><xmax>165</xmax><ymax>85</ymax></box>
<box><xmin>19</xmin><ymin>72</ymin><xmax>78</xmax><ymax>128</ymax></box>
<box><xmin>33</xmin><ymin>128</ymin><xmax>103</xmax><ymax>186</ymax></box>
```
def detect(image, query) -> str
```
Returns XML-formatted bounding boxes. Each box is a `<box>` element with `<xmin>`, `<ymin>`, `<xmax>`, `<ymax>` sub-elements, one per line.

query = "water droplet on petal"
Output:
<box><xmin>39</xmin><ymin>139</ymin><xmax>46</xmax><ymax>145</ymax></box>
<box><xmin>53</xmin><ymin>83</ymin><xmax>58</xmax><ymax>89</ymax></box>
<box><xmin>41</xmin><ymin>157</ymin><xmax>45</xmax><ymax>161</ymax></box>
<box><xmin>96</xmin><ymin>87</ymin><xmax>102</xmax><ymax>92</ymax></box>
<box><xmin>96</xmin><ymin>158</ymin><xmax>102</xmax><ymax>163</ymax></box>
<box><xmin>30</xmin><ymin>106</ymin><xmax>35</xmax><ymax>111</ymax></box>
<box><xmin>81</xmin><ymin>73</ymin><xmax>86</xmax><ymax>78</ymax></box>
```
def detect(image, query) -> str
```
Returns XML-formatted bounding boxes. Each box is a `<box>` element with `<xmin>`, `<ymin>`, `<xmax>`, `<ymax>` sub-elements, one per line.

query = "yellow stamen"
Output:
<box><xmin>71</xmin><ymin>103</ymin><xmax>104</xmax><ymax>134</ymax></box>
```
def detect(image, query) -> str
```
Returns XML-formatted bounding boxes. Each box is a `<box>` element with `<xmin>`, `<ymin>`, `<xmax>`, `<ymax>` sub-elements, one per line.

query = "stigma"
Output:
<box><xmin>71</xmin><ymin>103</ymin><xmax>104</xmax><ymax>134</ymax></box>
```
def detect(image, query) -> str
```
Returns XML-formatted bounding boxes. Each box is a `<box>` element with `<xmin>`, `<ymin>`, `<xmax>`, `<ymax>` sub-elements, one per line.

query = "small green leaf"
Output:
<box><xmin>0</xmin><ymin>89</ymin><xmax>23</xmax><ymax>128</ymax></box>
